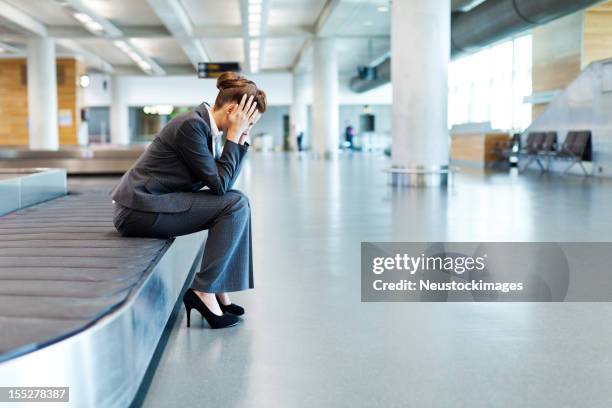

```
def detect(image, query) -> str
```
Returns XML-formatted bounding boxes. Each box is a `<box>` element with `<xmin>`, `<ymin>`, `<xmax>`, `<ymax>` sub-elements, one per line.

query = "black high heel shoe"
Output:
<box><xmin>219</xmin><ymin>302</ymin><xmax>245</xmax><ymax>316</ymax></box>
<box><xmin>216</xmin><ymin>294</ymin><xmax>245</xmax><ymax>316</ymax></box>
<box><xmin>183</xmin><ymin>289</ymin><xmax>239</xmax><ymax>329</ymax></box>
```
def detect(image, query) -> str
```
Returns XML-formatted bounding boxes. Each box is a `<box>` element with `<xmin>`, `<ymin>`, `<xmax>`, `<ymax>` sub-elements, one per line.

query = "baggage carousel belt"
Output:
<box><xmin>0</xmin><ymin>191</ymin><xmax>170</xmax><ymax>361</ymax></box>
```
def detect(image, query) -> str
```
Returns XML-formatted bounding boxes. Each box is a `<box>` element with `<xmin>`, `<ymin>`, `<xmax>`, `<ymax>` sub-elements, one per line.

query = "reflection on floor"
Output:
<box><xmin>77</xmin><ymin>152</ymin><xmax>612</xmax><ymax>408</ymax></box>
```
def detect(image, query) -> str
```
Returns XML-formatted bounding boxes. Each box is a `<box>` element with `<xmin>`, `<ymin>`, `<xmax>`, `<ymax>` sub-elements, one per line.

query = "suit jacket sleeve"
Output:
<box><xmin>175</xmin><ymin>118</ymin><xmax>248</xmax><ymax>195</ymax></box>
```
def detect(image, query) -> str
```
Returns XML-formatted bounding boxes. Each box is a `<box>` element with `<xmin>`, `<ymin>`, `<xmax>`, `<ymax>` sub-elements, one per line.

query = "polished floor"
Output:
<box><xmin>82</xmin><ymin>153</ymin><xmax>612</xmax><ymax>408</ymax></box>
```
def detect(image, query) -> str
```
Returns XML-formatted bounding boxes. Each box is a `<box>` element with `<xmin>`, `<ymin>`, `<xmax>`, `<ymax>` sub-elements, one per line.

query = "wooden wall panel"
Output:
<box><xmin>56</xmin><ymin>58</ymin><xmax>83</xmax><ymax>146</ymax></box>
<box><xmin>451</xmin><ymin>132</ymin><xmax>510</xmax><ymax>165</ymax></box>
<box><xmin>531</xmin><ymin>13</ymin><xmax>583</xmax><ymax>120</ymax></box>
<box><xmin>583</xmin><ymin>1</ymin><xmax>612</xmax><ymax>68</ymax></box>
<box><xmin>0</xmin><ymin>59</ymin><xmax>28</xmax><ymax>146</ymax></box>
<box><xmin>532</xmin><ymin>53</ymin><xmax>582</xmax><ymax>93</ymax></box>
<box><xmin>0</xmin><ymin>58</ymin><xmax>82</xmax><ymax>147</ymax></box>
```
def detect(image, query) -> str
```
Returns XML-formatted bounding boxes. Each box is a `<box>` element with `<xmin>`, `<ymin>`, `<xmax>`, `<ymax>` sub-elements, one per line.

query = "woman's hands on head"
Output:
<box><xmin>227</xmin><ymin>94</ymin><xmax>260</xmax><ymax>145</ymax></box>
<box><xmin>239</xmin><ymin>110</ymin><xmax>262</xmax><ymax>145</ymax></box>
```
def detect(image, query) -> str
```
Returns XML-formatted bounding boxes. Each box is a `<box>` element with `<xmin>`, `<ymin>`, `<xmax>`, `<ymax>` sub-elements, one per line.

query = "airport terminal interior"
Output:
<box><xmin>2</xmin><ymin>0</ymin><xmax>612</xmax><ymax>407</ymax></box>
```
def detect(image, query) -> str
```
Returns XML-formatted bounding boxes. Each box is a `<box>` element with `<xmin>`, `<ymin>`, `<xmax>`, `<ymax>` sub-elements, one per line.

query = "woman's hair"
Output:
<box><xmin>214</xmin><ymin>71</ymin><xmax>267</xmax><ymax>113</ymax></box>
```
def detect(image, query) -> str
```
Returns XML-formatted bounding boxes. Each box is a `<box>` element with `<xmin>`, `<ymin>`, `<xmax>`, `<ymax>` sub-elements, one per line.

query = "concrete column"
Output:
<box><xmin>110</xmin><ymin>76</ymin><xmax>130</xmax><ymax>145</ymax></box>
<box><xmin>312</xmin><ymin>37</ymin><xmax>339</xmax><ymax>157</ymax></box>
<box><xmin>290</xmin><ymin>70</ymin><xmax>308</xmax><ymax>151</ymax></box>
<box><xmin>27</xmin><ymin>38</ymin><xmax>59</xmax><ymax>150</ymax></box>
<box><xmin>391</xmin><ymin>0</ymin><xmax>450</xmax><ymax>186</ymax></box>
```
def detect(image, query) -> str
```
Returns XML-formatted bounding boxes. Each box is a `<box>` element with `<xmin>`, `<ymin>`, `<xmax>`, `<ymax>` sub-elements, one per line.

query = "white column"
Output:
<box><xmin>312</xmin><ymin>37</ymin><xmax>339</xmax><ymax>158</ymax></box>
<box><xmin>391</xmin><ymin>0</ymin><xmax>450</xmax><ymax>186</ymax></box>
<box><xmin>27</xmin><ymin>38</ymin><xmax>59</xmax><ymax>150</ymax></box>
<box><xmin>110</xmin><ymin>76</ymin><xmax>130</xmax><ymax>145</ymax></box>
<box><xmin>290</xmin><ymin>70</ymin><xmax>308</xmax><ymax>151</ymax></box>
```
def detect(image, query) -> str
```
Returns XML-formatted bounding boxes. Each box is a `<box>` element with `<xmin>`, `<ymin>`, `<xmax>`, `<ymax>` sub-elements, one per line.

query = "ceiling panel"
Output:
<box><xmin>324</xmin><ymin>0</ymin><xmax>390</xmax><ymax>36</ymax></box>
<box><xmin>0</xmin><ymin>18</ymin><xmax>26</xmax><ymax>40</ymax></box>
<box><xmin>262</xmin><ymin>37</ymin><xmax>303</xmax><ymax>69</ymax></box>
<box><xmin>203</xmin><ymin>38</ymin><xmax>244</xmax><ymax>63</ymax></box>
<box><xmin>181</xmin><ymin>0</ymin><xmax>242</xmax><ymax>26</ymax></box>
<box><xmin>4</xmin><ymin>0</ymin><xmax>78</xmax><ymax>26</ymax></box>
<box><xmin>268</xmin><ymin>0</ymin><xmax>327</xmax><ymax>27</ymax></box>
<box><xmin>76</xmin><ymin>38</ymin><xmax>134</xmax><ymax>65</ymax></box>
<box><xmin>129</xmin><ymin>38</ymin><xmax>191</xmax><ymax>65</ymax></box>
<box><xmin>0</xmin><ymin>0</ymin><xmax>393</xmax><ymax>75</ymax></box>
<box><xmin>85</xmin><ymin>0</ymin><xmax>163</xmax><ymax>26</ymax></box>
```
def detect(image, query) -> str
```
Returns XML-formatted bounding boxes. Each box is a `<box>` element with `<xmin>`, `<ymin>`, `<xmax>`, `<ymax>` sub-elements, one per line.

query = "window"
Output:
<box><xmin>448</xmin><ymin>35</ymin><xmax>532</xmax><ymax>131</ymax></box>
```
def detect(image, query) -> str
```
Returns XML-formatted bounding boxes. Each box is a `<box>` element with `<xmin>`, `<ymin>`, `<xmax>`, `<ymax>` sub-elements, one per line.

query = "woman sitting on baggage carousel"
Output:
<box><xmin>111</xmin><ymin>71</ymin><xmax>266</xmax><ymax>329</ymax></box>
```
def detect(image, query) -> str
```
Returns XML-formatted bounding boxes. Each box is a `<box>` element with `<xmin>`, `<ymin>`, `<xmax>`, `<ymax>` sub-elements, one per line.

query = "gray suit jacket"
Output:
<box><xmin>111</xmin><ymin>103</ymin><xmax>249</xmax><ymax>213</ymax></box>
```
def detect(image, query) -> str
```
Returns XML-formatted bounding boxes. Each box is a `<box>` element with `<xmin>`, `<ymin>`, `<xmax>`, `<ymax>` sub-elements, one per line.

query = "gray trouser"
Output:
<box><xmin>113</xmin><ymin>190</ymin><xmax>253</xmax><ymax>293</ymax></box>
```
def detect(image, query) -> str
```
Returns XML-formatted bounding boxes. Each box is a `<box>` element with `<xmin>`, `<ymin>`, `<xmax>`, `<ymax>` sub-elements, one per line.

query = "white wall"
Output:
<box><xmin>84</xmin><ymin>71</ymin><xmax>392</xmax><ymax>147</ymax></box>
<box><xmin>84</xmin><ymin>72</ymin><xmax>293</xmax><ymax>108</ymax></box>
<box><xmin>83</xmin><ymin>74</ymin><xmax>112</xmax><ymax>107</ymax></box>
<box><xmin>84</xmin><ymin>72</ymin><xmax>392</xmax><ymax>108</ymax></box>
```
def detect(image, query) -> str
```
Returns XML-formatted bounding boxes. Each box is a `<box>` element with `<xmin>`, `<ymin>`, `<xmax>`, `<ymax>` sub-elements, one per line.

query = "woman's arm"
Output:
<box><xmin>175</xmin><ymin>119</ymin><xmax>247</xmax><ymax>196</ymax></box>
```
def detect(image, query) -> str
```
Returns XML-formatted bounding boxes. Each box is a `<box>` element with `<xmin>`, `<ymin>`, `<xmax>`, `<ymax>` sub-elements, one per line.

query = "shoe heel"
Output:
<box><xmin>185</xmin><ymin>305</ymin><xmax>192</xmax><ymax>328</ymax></box>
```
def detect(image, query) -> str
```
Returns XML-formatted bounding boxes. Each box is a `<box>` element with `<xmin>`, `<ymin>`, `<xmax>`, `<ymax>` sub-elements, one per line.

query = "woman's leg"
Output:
<box><xmin>116</xmin><ymin>189</ymin><xmax>253</xmax><ymax>311</ymax></box>
<box><xmin>191</xmin><ymin>190</ymin><xmax>253</xmax><ymax>294</ymax></box>
<box><xmin>216</xmin><ymin>292</ymin><xmax>231</xmax><ymax>305</ymax></box>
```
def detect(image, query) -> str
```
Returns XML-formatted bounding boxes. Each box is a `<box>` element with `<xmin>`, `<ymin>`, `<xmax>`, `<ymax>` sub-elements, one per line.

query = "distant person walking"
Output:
<box><xmin>345</xmin><ymin>124</ymin><xmax>355</xmax><ymax>150</ymax></box>
<box><xmin>297</xmin><ymin>131</ymin><xmax>304</xmax><ymax>151</ymax></box>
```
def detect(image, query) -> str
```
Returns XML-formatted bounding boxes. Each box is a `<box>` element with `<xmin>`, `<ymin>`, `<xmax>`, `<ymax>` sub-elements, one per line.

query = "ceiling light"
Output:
<box><xmin>377</xmin><ymin>6</ymin><xmax>389</xmax><ymax>12</ymax></box>
<box><xmin>78</xmin><ymin>74</ymin><xmax>90</xmax><ymax>88</ymax></box>
<box><xmin>249</xmin><ymin>0</ymin><xmax>262</xmax><ymax>4</ymax></box>
<box><xmin>248</xmin><ymin>14</ymin><xmax>261</xmax><ymax>24</ymax></box>
<box><xmin>113</xmin><ymin>40</ymin><xmax>128</xmax><ymax>51</ymax></box>
<box><xmin>111</xmin><ymin>39</ymin><xmax>154</xmax><ymax>74</ymax></box>
<box><xmin>126</xmin><ymin>51</ymin><xmax>140</xmax><ymax>61</ymax></box>
<box><xmin>249</xmin><ymin>4</ymin><xmax>262</xmax><ymax>13</ymax></box>
<box><xmin>143</xmin><ymin>105</ymin><xmax>174</xmax><ymax>115</ymax></box>
<box><xmin>138</xmin><ymin>61</ymin><xmax>152</xmax><ymax>71</ymax></box>
<box><xmin>85</xmin><ymin>21</ymin><xmax>104</xmax><ymax>31</ymax></box>
<box><xmin>73</xmin><ymin>12</ymin><xmax>93</xmax><ymax>23</ymax></box>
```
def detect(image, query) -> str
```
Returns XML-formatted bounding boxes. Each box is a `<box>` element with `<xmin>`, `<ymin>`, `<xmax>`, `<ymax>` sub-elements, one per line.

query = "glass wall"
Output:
<box><xmin>129</xmin><ymin>106</ymin><xmax>193</xmax><ymax>143</ymax></box>
<box><xmin>87</xmin><ymin>107</ymin><xmax>110</xmax><ymax>144</ymax></box>
<box><xmin>448</xmin><ymin>35</ymin><xmax>532</xmax><ymax>132</ymax></box>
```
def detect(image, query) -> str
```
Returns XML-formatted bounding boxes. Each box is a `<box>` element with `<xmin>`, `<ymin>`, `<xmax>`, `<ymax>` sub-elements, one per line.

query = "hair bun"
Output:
<box><xmin>213</xmin><ymin>71</ymin><xmax>267</xmax><ymax>113</ymax></box>
<box><xmin>216</xmin><ymin>72</ymin><xmax>242</xmax><ymax>91</ymax></box>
